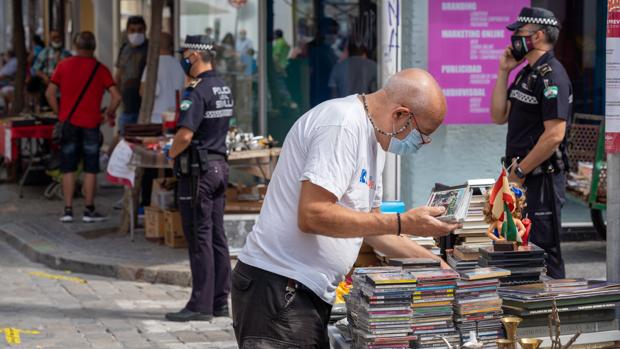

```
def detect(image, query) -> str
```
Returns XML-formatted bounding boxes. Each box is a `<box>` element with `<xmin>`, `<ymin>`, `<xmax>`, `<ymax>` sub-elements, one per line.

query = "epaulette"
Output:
<box><xmin>537</xmin><ymin>63</ymin><xmax>553</xmax><ymax>77</ymax></box>
<box><xmin>188</xmin><ymin>78</ymin><xmax>202</xmax><ymax>89</ymax></box>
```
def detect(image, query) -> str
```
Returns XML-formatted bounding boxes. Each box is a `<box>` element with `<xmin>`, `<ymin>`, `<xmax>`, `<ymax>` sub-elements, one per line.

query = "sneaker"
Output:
<box><xmin>83</xmin><ymin>209</ymin><xmax>107</xmax><ymax>223</ymax></box>
<box><xmin>60</xmin><ymin>208</ymin><xmax>73</xmax><ymax>223</ymax></box>
<box><xmin>165</xmin><ymin>308</ymin><xmax>213</xmax><ymax>322</ymax></box>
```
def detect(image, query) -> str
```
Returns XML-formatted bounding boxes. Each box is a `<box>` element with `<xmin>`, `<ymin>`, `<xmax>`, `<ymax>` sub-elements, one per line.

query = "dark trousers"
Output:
<box><xmin>524</xmin><ymin>171</ymin><xmax>566</xmax><ymax>279</ymax></box>
<box><xmin>232</xmin><ymin>262</ymin><xmax>332</xmax><ymax>349</ymax></box>
<box><xmin>177</xmin><ymin>159</ymin><xmax>231</xmax><ymax>313</ymax></box>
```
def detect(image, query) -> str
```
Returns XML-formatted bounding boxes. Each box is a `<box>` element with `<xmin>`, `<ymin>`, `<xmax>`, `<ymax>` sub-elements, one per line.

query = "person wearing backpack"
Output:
<box><xmin>45</xmin><ymin>31</ymin><xmax>121</xmax><ymax>223</ymax></box>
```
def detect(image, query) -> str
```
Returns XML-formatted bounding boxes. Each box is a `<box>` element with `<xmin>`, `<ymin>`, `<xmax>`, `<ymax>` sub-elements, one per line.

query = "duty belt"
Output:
<box><xmin>207</xmin><ymin>153</ymin><xmax>227</xmax><ymax>161</ymax></box>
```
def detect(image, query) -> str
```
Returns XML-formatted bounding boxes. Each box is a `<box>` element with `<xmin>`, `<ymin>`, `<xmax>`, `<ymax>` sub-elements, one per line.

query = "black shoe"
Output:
<box><xmin>83</xmin><ymin>209</ymin><xmax>107</xmax><ymax>223</ymax></box>
<box><xmin>165</xmin><ymin>308</ymin><xmax>213</xmax><ymax>322</ymax></box>
<box><xmin>60</xmin><ymin>207</ymin><xmax>74</xmax><ymax>223</ymax></box>
<box><xmin>214</xmin><ymin>305</ymin><xmax>230</xmax><ymax>317</ymax></box>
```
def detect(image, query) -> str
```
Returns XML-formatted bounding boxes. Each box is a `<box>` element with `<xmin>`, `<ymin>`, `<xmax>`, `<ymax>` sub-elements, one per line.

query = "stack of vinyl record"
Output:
<box><xmin>499</xmin><ymin>280</ymin><xmax>620</xmax><ymax>339</ymax></box>
<box><xmin>410</xmin><ymin>269</ymin><xmax>460</xmax><ymax>348</ymax></box>
<box><xmin>454</xmin><ymin>267</ymin><xmax>510</xmax><ymax>347</ymax></box>
<box><xmin>478</xmin><ymin>244</ymin><xmax>546</xmax><ymax>286</ymax></box>
<box><xmin>347</xmin><ymin>267</ymin><xmax>417</xmax><ymax>349</ymax></box>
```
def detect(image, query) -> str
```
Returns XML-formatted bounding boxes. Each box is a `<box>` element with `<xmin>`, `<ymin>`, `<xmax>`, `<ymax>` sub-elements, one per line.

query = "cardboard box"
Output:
<box><xmin>164</xmin><ymin>209</ymin><xmax>187</xmax><ymax>248</ymax></box>
<box><xmin>151</xmin><ymin>177</ymin><xmax>177</xmax><ymax>209</ymax></box>
<box><xmin>144</xmin><ymin>206</ymin><xmax>165</xmax><ymax>239</ymax></box>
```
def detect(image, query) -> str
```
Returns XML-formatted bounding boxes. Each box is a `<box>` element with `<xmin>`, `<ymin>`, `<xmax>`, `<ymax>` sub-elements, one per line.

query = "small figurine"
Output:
<box><xmin>484</xmin><ymin>168</ymin><xmax>528</xmax><ymax>244</ymax></box>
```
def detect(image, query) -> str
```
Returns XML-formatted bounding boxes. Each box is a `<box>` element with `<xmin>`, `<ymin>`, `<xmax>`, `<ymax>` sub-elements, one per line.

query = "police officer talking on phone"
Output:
<box><xmin>165</xmin><ymin>35</ymin><xmax>234</xmax><ymax>321</ymax></box>
<box><xmin>491</xmin><ymin>7</ymin><xmax>571</xmax><ymax>278</ymax></box>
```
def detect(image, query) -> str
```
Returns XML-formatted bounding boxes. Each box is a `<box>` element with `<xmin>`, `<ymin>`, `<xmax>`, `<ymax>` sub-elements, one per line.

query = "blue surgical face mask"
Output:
<box><xmin>180</xmin><ymin>57</ymin><xmax>192</xmax><ymax>76</ymax></box>
<box><xmin>387</xmin><ymin>128</ymin><xmax>425</xmax><ymax>155</ymax></box>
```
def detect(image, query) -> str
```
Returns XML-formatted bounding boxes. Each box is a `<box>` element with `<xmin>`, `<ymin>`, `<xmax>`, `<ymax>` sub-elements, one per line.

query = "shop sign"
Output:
<box><xmin>429</xmin><ymin>0</ymin><xmax>529</xmax><ymax>124</ymax></box>
<box><xmin>606</xmin><ymin>0</ymin><xmax>620</xmax><ymax>153</ymax></box>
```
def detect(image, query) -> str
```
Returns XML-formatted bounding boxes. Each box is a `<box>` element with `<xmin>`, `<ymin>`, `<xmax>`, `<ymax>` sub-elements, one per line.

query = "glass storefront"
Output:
<box><xmin>533</xmin><ymin>0</ymin><xmax>606</xmax><ymax>116</ymax></box>
<box><xmin>267</xmin><ymin>0</ymin><xmax>378</xmax><ymax>142</ymax></box>
<box><xmin>179</xmin><ymin>0</ymin><xmax>260</xmax><ymax>135</ymax></box>
<box><xmin>175</xmin><ymin>0</ymin><xmax>379</xmax><ymax>143</ymax></box>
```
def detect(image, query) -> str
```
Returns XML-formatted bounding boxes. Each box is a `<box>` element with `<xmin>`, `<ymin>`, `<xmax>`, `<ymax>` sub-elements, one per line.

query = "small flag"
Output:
<box><xmin>489</xmin><ymin>168</ymin><xmax>516</xmax><ymax>221</ymax></box>
<box><xmin>501</xmin><ymin>203</ymin><xmax>521</xmax><ymax>243</ymax></box>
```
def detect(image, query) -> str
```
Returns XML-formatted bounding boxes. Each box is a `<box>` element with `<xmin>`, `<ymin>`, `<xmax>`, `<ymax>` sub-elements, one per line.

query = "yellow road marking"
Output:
<box><xmin>29</xmin><ymin>271</ymin><xmax>87</xmax><ymax>284</ymax></box>
<box><xmin>1</xmin><ymin>328</ymin><xmax>40</xmax><ymax>345</ymax></box>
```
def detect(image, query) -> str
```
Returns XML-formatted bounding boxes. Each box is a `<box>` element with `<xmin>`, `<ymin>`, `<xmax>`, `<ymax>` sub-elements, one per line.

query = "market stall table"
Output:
<box><xmin>110</xmin><ymin>141</ymin><xmax>281</xmax><ymax>241</ymax></box>
<box><xmin>0</xmin><ymin>116</ymin><xmax>56</xmax><ymax>197</ymax></box>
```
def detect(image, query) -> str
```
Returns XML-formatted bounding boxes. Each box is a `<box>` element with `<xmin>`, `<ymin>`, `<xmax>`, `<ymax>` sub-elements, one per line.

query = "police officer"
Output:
<box><xmin>165</xmin><ymin>35</ymin><xmax>234</xmax><ymax>321</ymax></box>
<box><xmin>491</xmin><ymin>7</ymin><xmax>571</xmax><ymax>279</ymax></box>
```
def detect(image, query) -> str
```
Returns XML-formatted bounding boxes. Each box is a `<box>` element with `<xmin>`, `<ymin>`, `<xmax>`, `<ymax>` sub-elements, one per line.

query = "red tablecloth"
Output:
<box><xmin>0</xmin><ymin>123</ymin><xmax>55</xmax><ymax>161</ymax></box>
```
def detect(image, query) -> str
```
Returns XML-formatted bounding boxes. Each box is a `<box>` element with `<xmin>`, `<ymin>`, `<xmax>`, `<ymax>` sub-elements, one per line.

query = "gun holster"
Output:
<box><xmin>174</xmin><ymin>142</ymin><xmax>209</xmax><ymax>178</ymax></box>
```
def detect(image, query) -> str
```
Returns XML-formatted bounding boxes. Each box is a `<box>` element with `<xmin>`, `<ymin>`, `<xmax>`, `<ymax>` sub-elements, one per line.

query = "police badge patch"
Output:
<box><xmin>544</xmin><ymin>86</ymin><xmax>559</xmax><ymax>99</ymax></box>
<box><xmin>180</xmin><ymin>99</ymin><xmax>193</xmax><ymax>111</ymax></box>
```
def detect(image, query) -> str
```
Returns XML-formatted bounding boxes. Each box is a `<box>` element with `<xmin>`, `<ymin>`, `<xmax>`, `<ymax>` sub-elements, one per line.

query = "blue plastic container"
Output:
<box><xmin>380</xmin><ymin>201</ymin><xmax>406</xmax><ymax>214</ymax></box>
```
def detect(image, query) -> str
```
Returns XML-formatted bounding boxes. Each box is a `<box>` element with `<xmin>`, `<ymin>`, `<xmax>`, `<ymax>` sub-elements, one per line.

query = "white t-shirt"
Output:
<box><xmin>239</xmin><ymin>94</ymin><xmax>385</xmax><ymax>304</ymax></box>
<box><xmin>141</xmin><ymin>55</ymin><xmax>185</xmax><ymax>123</ymax></box>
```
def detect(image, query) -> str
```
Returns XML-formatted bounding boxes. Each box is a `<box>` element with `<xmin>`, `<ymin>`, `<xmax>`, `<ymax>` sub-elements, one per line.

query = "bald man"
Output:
<box><xmin>232</xmin><ymin>68</ymin><xmax>457</xmax><ymax>348</ymax></box>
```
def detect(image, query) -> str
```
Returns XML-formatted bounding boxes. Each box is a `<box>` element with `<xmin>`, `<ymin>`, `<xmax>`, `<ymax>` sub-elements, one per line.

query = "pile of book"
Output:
<box><xmin>454</xmin><ymin>267</ymin><xmax>510</xmax><ymax>347</ymax></box>
<box><xmin>410</xmin><ymin>269</ymin><xmax>461</xmax><ymax>348</ymax></box>
<box><xmin>347</xmin><ymin>266</ymin><xmax>417</xmax><ymax>349</ymax></box>
<box><xmin>452</xmin><ymin>179</ymin><xmax>494</xmax><ymax>250</ymax></box>
<box><xmin>478</xmin><ymin>244</ymin><xmax>545</xmax><ymax>286</ymax></box>
<box><xmin>499</xmin><ymin>280</ymin><xmax>620</xmax><ymax>340</ymax></box>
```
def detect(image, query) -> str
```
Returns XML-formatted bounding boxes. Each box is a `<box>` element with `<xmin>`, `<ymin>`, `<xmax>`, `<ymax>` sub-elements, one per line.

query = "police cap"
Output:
<box><xmin>178</xmin><ymin>35</ymin><xmax>216</xmax><ymax>53</ymax></box>
<box><xmin>507</xmin><ymin>7</ymin><xmax>560</xmax><ymax>31</ymax></box>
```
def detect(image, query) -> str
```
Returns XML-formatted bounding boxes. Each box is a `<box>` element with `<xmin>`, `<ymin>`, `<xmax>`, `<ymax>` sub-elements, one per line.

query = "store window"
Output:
<box><xmin>532</xmin><ymin>0</ymin><xmax>606</xmax><ymax>115</ymax></box>
<box><xmin>179</xmin><ymin>0</ymin><xmax>260</xmax><ymax>135</ymax></box>
<box><xmin>267</xmin><ymin>0</ymin><xmax>378</xmax><ymax>142</ymax></box>
<box><xmin>120</xmin><ymin>0</ymin><xmax>175</xmax><ymax>46</ymax></box>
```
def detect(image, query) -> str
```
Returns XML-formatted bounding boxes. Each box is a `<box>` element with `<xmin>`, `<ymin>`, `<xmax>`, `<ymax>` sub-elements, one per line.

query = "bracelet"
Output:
<box><xmin>396</xmin><ymin>213</ymin><xmax>402</xmax><ymax>236</ymax></box>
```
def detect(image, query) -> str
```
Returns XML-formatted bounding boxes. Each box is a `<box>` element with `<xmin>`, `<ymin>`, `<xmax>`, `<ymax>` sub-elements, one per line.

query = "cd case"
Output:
<box><xmin>426</xmin><ymin>184</ymin><xmax>472</xmax><ymax>223</ymax></box>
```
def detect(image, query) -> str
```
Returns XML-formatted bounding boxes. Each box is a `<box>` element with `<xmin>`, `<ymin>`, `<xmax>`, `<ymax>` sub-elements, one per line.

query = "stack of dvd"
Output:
<box><xmin>478</xmin><ymin>244</ymin><xmax>546</xmax><ymax>286</ymax></box>
<box><xmin>347</xmin><ymin>267</ymin><xmax>417</xmax><ymax>349</ymax></box>
<box><xmin>386</xmin><ymin>257</ymin><xmax>441</xmax><ymax>272</ymax></box>
<box><xmin>454</xmin><ymin>267</ymin><xmax>510</xmax><ymax>347</ymax></box>
<box><xmin>410</xmin><ymin>269</ymin><xmax>460</xmax><ymax>348</ymax></box>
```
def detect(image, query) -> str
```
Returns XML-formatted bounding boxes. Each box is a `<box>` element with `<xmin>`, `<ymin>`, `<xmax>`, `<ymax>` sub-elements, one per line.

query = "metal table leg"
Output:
<box><xmin>19</xmin><ymin>139</ymin><xmax>36</xmax><ymax>198</ymax></box>
<box><xmin>127</xmin><ymin>187</ymin><xmax>135</xmax><ymax>242</ymax></box>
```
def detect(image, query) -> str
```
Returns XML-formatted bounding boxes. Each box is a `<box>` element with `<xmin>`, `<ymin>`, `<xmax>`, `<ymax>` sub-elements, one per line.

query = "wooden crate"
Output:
<box><xmin>163</xmin><ymin>210</ymin><xmax>187</xmax><ymax>248</ymax></box>
<box><xmin>144</xmin><ymin>206</ymin><xmax>165</xmax><ymax>239</ymax></box>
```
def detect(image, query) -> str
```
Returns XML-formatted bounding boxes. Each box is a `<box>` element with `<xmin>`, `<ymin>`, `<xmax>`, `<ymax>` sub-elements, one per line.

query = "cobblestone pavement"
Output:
<box><xmin>0</xmin><ymin>239</ymin><xmax>237</xmax><ymax>349</ymax></box>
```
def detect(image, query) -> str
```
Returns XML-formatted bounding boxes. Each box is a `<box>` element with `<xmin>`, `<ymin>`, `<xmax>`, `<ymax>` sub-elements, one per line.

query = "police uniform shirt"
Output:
<box><xmin>177</xmin><ymin>70</ymin><xmax>234</xmax><ymax>156</ymax></box>
<box><xmin>506</xmin><ymin>51</ymin><xmax>572</xmax><ymax>158</ymax></box>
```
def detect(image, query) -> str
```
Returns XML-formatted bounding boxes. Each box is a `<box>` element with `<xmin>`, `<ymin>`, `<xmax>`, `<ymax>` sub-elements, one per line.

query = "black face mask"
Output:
<box><xmin>180</xmin><ymin>57</ymin><xmax>193</xmax><ymax>77</ymax></box>
<box><xmin>510</xmin><ymin>34</ymin><xmax>535</xmax><ymax>61</ymax></box>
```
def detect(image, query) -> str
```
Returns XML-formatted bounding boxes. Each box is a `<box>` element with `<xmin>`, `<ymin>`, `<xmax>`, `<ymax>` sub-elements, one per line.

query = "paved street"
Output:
<box><xmin>0</xmin><ymin>239</ymin><xmax>237</xmax><ymax>349</ymax></box>
<box><xmin>0</xmin><ymin>232</ymin><xmax>608</xmax><ymax>348</ymax></box>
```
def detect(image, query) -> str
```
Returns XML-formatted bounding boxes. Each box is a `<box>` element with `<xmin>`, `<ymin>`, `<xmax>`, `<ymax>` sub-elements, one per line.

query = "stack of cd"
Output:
<box><xmin>410</xmin><ymin>269</ymin><xmax>460</xmax><ymax>348</ymax></box>
<box><xmin>347</xmin><ymin>267</ymin><xmax>417</xmax><ymax>348</ymax></box>
<box><xmin>454</xmin><ymin>268</ymin><xmax>510</xmax><ymax>347</ymax></box>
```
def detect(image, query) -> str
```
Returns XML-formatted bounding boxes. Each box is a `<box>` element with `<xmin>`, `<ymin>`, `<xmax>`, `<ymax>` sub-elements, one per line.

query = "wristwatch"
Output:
<box><xmin>514</xmin><ymin>166</ymin><xmax>526</xmax><ymax>179</ymax></box>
